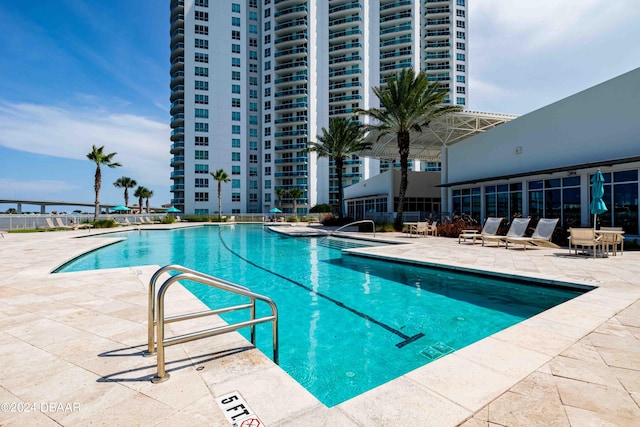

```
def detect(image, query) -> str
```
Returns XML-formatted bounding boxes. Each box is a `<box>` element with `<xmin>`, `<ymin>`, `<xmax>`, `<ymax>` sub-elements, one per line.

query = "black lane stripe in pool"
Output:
<box><xmin>218</xmin><ymin>228</ymin><xmax>424</xmax><ymax>348</ymax></box>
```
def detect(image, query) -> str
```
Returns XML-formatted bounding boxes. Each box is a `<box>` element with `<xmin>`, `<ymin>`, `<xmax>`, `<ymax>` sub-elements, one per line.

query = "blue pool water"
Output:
<box><xmin>57</xmin><ymin>224</ymin><xmax>585</xmax><ymax>407</ymax></box>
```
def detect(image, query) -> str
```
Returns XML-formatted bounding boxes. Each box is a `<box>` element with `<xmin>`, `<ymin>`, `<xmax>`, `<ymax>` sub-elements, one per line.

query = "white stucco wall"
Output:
<box><xmin>447</xmin><ymin>68</ymin><xmax>640</xmax><ymax>183</ymax></box>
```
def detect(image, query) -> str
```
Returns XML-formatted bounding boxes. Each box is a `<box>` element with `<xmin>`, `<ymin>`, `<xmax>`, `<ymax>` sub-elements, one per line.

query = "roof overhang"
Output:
<box><xmin>359</xmin><ymin>111</ymin><xmax>517</xmax><ymax>161</ymax></box>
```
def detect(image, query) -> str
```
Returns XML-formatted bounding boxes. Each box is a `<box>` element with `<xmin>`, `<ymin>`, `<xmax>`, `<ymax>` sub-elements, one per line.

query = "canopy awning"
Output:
<box><xmin>359</xmin><ymin>111</ymin><xmax>516</xmax><ymax>161</ymax></box>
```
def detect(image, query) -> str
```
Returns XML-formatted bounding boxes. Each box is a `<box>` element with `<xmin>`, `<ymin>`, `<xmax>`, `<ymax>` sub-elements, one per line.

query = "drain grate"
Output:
<box><xmin>420</xmin><ymin>342</ymin><xmax>454</xmax><ymax>360</ymax></box>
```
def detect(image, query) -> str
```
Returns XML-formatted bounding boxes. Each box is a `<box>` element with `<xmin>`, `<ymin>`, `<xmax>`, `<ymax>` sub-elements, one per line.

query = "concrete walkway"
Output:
<box><xmin>0</xmin><ymin>224</ymin><xmax>638</xmax><ymax>426</ymax></box>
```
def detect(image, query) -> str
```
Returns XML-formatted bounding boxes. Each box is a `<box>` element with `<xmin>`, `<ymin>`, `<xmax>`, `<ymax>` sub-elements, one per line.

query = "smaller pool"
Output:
<box><xmin>57</xmin><ymin>225</ymin><xmax>590</xmax><ymax>407</ymax></box>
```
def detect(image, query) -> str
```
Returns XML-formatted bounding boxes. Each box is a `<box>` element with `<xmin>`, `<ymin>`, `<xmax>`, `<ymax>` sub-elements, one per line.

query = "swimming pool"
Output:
<box><xmin>58</xmin><ymin>224</ymin><xmax>586</xmax><ymax>407</ymax></box>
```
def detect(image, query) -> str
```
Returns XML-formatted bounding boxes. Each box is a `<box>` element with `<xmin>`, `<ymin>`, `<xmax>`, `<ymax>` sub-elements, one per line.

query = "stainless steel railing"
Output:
<box><xmin>145</xmin><ymin>264</ymin><xmax>278</xmax><ymax>383</ymax></box>
<box><xmin>325</xmin><ymin>219</ymin><xmax>376</xmax><ymax>238</ymax></box>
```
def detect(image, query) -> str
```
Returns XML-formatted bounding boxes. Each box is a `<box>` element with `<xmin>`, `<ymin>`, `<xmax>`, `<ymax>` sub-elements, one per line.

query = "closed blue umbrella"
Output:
<box><xmin>590</xmin><ymin>170</ymin><xmax>607</xmax><ymax>229</ymax></box>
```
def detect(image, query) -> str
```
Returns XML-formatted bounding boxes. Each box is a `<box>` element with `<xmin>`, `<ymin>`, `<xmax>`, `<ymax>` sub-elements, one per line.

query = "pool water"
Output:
<box><xmin>58</xmin><ymin>224</ymin><xmax>585</xmax><ymax>407</ymax></box>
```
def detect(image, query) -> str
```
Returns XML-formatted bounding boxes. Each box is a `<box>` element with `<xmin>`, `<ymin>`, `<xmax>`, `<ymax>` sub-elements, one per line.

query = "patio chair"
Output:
<box><xmin>600</xmin><ymin>227</ymin><xmax>624</xmax><ymax>256</ymax></box>
<box><xmin>54</xmin><ymin>217</ymin><xmax>73</xmax><ymax>229</ymax></box>
<box><xmin>504</xmin><ymin>218</ymin><xmax>560</xmax><ymax>250</ymax></box>
<box><xmin>425</xmin><ymin>221</ymin><xmax>438</xmax><ymax>237</ymax></box>
<box><xmin>458</xmin><ymin>217</ymin><xmax>503</xmax><ymax>244</ymax></box>
<box><xmin>481</xmin><ymin>217</ymin><xmax>531</xmax><ymax>247</ymax></box>
<box><xmin>409</xmin><ymin>221</ymin><xmax>429</xmax><ymax>237</ymax></box>
<box><xmin>568</xmin><ymin>228</ymin><xmax>602</xmax><ymax>258</ymax></box>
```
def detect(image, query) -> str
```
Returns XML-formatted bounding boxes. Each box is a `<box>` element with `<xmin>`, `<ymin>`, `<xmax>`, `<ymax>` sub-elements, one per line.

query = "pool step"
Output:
<box><xmin>316</xmin><ymin>237</ymin><xmax>367</xmax><ymax>251</ymax></box>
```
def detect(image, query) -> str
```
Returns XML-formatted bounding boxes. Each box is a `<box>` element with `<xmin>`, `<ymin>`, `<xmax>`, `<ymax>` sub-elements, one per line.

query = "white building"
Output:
<box><xmin>169</xmin><ymin>0</ymin><xmax>468</xmax><ymax>215</ymax></box>
<box><xmin>443</xmin><ymin>67</ymin><xmax>640</xmax><ymax>235</ymax></box>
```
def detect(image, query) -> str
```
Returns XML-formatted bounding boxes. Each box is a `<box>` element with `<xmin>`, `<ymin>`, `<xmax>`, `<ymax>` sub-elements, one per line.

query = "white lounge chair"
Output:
<box><xmin>504</xmin><ymin>218</ymin><xmax>559</xmax><ymax>250</ymax></box>
<box><xmin>481</xmin><ymin>217</ymin><xmax>531</xmax><ymax>247</ymax></box>
<box><xmin>46</xmin><ymin>217</ymin><xmax>70</xmax><ymax>230</ymax></box>
<box><xmin>54</xmin><ymin>217</ymin><xmax>74</xmax><ymax>229</ymax></box>
<box><xmin>568</xmin><ymin>227</ymin><xmax>602</xmax><ymax>258</ymax></box>
<box><xmin>458</xmin><ymin>217</ymin><xmax>503</xmax><ymax>244</ymax></box>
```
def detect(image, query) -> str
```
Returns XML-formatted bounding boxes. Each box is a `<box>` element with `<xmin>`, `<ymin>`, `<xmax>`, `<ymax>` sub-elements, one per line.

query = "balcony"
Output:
<box><xmin>328</xmin><ymin>16</ymin><xmax>362</xmax><ymax>30</ymax></box>
<box><xmin>380</xmin><ymin>36</ymin><xmax>412</xmax><ymax>47</ymax></box>
<box><xmin>170</xmin><ymin>170</ymin><xmax>185</xmax><ymax>178</ymax></box>
<box><xmin>170</xmin><ymin>142</ymin><xmax>185</xmax><ymax>154</ymax></box>
<box><xmin>274</xmin><ymin>88</ymin><xmax>308</xmax><ymax>98</ymax></box>
<box><xmin>328</xmin><ymin>28</ymin><xmax>362</xmax><ymax>41</ymax></box>
<box><xmin>275</xmin><ymin>129</ymin><xmax>307</xmax><ymax>137</ymax></box>
<box><xmin>275</xmin><ymin>60</ymin><xmax>307</xmax><ymax>72</ymax></box>
<box><xmin>170</xmin><ymin>100</ymin><xmax>184</xmax><ymax>115</ymax></box>
<box><xmin>329</xmin><ymin>68</ymin><xmax>362</xmax><ymax>78</ymax></box>
<box><xmin>275</xmin><ymin>171</ymin><xmax>308</xmax><ymax>177</ymax></box>
<box><xmin>274</xmin><ymin>116</ymin><xmax>307</xmax><ymax>124</ymax></box>
<box><xmin>170</xmin><ymin>184</ymin><xmax>185</xmax><ymax>191</ymax></box>
<box><xmin>380</xmin><ymin>12</ymin><xmax>411</xmax><ymax>23</ymax></box>
<box><xmin>329</xmin><ymin>81</ymin><xmax>362</xmax><ymax>91</ymax></box>
<box><xmin>170</xmin><ymin>127</ymin><xmax>184</xmax><ymax>141</ymax></box>
<box><xmin>274</xmin><ymin>32</ymin><xmax>307</xmax><ymax>47</ymax></box>
<box><xmin>274</xmin><ymin>47</ymin><xmax>307</xmax><ymax>58</ymax></box>
<box><xmin>328</xmin><ymin>2</ymin><xmax>361</xmax><ymax>15</ymax></box>
<box><xmin>170</xmin><ymin>85</ymin><xmax>184</xmax><ymax>102</ymax></box>
<box><xmin>380</xmin><ymin>24</ymin><xmax>412</xmax><ymax>35</ymax></box>
<box><xmin>274</xmin><ymin>157</ymin><xmax>308</xmax><ymax>164</ymax></box>
<box><xmin>170</xmin><ymin>198</ymin><xmax>185</xmax><ymax>204</ymax></box>
<box><xmin>329</xmin><ymin>55</ymin><xmax>362</xmax><ymax>65</ymax></box>
<box><xmin>170</xmin><ymin>113</ymin><xmax>184</xmax><ymax>128</ymax></box>
<box><xmin>329</xmin><ymin>42</ymin><xmax>362</xmax><ymax>53</ymax></box>
<box><xmin>380</xmin><ymin>0</ymin><xmax>411</xmax><ymax>11</ymax></box>
<box><xmin>329</xmin><ymin>94</ymin><xmax>362</xmax><ymax>103</ymax></box>
<box><xmin>274</xmin><ymin>4</ymin><xmax>307</xmax><ymax>20</ymax></box>
<box><xmin>425</xmin><ymin>7</ymin><xmax>450</xmax><ymax>15</ymax></box>
<box><xmin>425</xmin><ymin>30</ymin><xmax>450</xmax><ymax>38</ymax></box>
<box><xmin>274</xmin><ymin>19</ymin><xmax>307</xmax><ymax>34</ymax></box>
<box><xmin>275</xmin><ymin>143</ymin><xmax>307</xmax><ymax>150</ymax></box>
<box><xmin>170</xmin><ymin>156</ymin><xmax>185</xmax><ymax>167</ymax></box>
<box><xmin>274</xmin><ymin>102</ymin><xmax>308</xmax><ymax>111</ymax></box>
<box><xmin>274</xmin><ymin>73</ymin><xmax>307</xmax><ymax>85</ymax></box>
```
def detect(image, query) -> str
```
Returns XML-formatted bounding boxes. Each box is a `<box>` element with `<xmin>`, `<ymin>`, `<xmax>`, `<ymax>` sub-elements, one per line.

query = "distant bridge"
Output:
<box><xmin>0</xmin><ymin>199</ymin><xmax>166</xmax><ymax>214</ymax></box>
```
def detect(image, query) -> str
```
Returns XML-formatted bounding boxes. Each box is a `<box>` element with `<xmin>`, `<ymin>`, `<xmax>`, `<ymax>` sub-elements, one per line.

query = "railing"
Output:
<box><xmin>325</xmin><ymin>219</ymin><xmax>375</xmax><ymax>238</ymax></box>
<box><xmin>146</xmin><ymin>265</ymin><xmax>278</xmax><ymax>383</ymax></box>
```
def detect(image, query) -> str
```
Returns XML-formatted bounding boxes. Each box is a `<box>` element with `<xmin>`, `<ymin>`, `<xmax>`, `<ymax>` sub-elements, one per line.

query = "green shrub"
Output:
<box><xmin>309</xmin><ymin>203</ymin><xmax>332</xmax><ymax>213</ymax></box>
<box><xmin>91</xmin><ymin>219</ymin><xmax>118</xmax><ymax>228</ymax></box>
<box><xmin>375</xmin><ymin>222</ymin><xmax>396</xmax><ymax>232</ymax></box>
<box><xmin>161</xmin><ymin>216</ymin><xmax>176</xmax><ymax>224</ymax></box>
<box><xmin>285</xmin><ymin>216</ymin><xmax>299</xmax><ymax>222</ymax></box>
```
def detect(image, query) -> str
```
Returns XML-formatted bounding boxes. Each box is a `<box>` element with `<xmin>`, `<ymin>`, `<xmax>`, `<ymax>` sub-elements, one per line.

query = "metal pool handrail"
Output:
<box><xmin>145</xmin><ymin>265</ymin><xmax>278</xmax><ymax>383</ymax></box>
<box><xmin>324</xmin><ymin>219</ymin><xmax>376</xmax><ymax>238</ymax></box>
<box><xmin>145</xmin><ymin>264</ymin><xmax>251</xmax><ymax>356</ymax></box>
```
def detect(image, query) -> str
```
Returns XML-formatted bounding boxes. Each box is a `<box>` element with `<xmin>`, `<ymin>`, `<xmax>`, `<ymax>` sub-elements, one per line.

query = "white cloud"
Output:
<box><xmin>0</xmin><ymin>100</ymin><xmax>171</xmax><ymax>190</ymax></box>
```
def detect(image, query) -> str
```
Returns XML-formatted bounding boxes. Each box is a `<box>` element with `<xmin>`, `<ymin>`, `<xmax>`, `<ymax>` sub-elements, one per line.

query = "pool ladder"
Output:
<box><xmin>323</xmin><ymin>219</ymin><xmax>376</xmax><ymax>238</ymax></box>
<box><xmin>144</xmin><ymin>264</ymin><xmax>279</xmax><ymax>383</ymax></box>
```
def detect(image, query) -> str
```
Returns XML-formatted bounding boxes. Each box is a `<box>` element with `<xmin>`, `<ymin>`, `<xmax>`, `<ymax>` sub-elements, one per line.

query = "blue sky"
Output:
<box><xmin>0</xmin><ymin>0</ymin><xmax>639</xmax><ymax>211</ymax></box>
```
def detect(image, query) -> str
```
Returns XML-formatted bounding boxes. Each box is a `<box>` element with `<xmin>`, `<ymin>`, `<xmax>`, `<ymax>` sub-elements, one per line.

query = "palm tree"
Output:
<box><xmin>288</xmin><ymin>188</ymin><xmax>304</xmax><ymax>217</ymax></box>
<box><xmin>113</xmin><ymin>176</ymin><xmax>137</xmax><ymax>208</ymax></box>
<box><xmin>134</xmin><ymin>186</ymin><xmax>148</xmax><ymax>214</ymax></box>
<box><xmin>307</xmin><ymin>117</ymin><xmax>371</xmax><ymax>218</ymax></box>
<box><xmin>210</xmin><ymin>169</ymin><xmax>230</xmax><ymax>221</ymax></box>
<box><xmin>86</xmin><ymin>145</ymin><xmax>122</xmax><ymax>219</ymax></box>
<box><xmin>275</xmin><ymin>187</ymin><xmax>288</xmax><ymax>208</ymax></box>
<box><xmin>358</xmin><ymin>68</ymin><xmax>462</xmax><ymax>229</ymax></box>
<box><xmin>144</xmin><ymin>189</ymin><xmax>153</xmax><ymax>214</ymax></box>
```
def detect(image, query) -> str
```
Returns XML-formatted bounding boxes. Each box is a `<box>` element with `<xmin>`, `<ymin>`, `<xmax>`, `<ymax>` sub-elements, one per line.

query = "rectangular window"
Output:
<box><xmin>264</xmin><ymin>153</ymin><xmax>271</xmax><ymax>162</ymax></box>
<box><xmin>456</xmin><ymin>97</ymin><xmax>466</xmax><ymax>105</ymax></box>
<box><xmin>457</xmin><ymin>0</ymin><xmax>465</xmax><ymax>5</ymax></box>
<box><xmin>195</xmin><ymin>108</ymin><xmax>209</xmax><ymax>118</ymax></box>
<box><xmin>195</xmin><ymin>67</ymin><xmax>208</xmax><ymax>76</ymax></box>
<box><xmin>249</xmin><ymin>63</ymin><xmax>258</xmax><ymax>73</ymax></box>
<box><xmin>195</xmin><ymin>39</ymin><xmax>208</xmax><ymax>49</ymax></box>
<box><xmin>195</xmin><ymin>25</ymin><xmax>208</xmax><ymax>35</ymax></box>
<box><xmin>232</xmin><ymin>179</ymin><xmax>241</xmax><ymax>189</ymax></box>
<box><xmin>232</xmin><ymin>152</ymin><xmax>241</xmax><ymax>161</ymax></box>
<box><xmin>195</xmin><ymin>178</ymin><xmax>208</xmax><ymax>188</ymax></box>
<box><xmin>195</xmin><ymin>11</ymin><xmax>208</xmax><ymax>21</ymax></box>
<box><xmin>249</xmin><ymin>167</ymin><xmax>258</xmax><ymax>177</ymax></box>
<box><xmin>249</xmin><ymin>25</ymin><xmax>257</xmax><ymax>34</ymax></box>
<box><xmin>249</xmin><ymin>129</ymin><xmax>258</xmax><ymax>137</ymax></box>
<box><xmin>249</xmin><ymin>141</ymin><xmax>258</xmax><ymax>150</ymax></box>
<box><xmin>232</xmin><ymin>85</ymin><xmax>241</xmax><ymax>94</ymax></box>
<box><xmin>265</xmin><ymin>166</ymin><xmax>271</xmax><ymax>176</ymax></box>
<box><xmin>195</xmin><ymin>136</ymin><xmax>208</xmax><ymax>146</ymax></box>
<box><xmin>249</xmin><ymin>116</ymin><xmax>258</xmax><ymax>125</ymax></box>
<box><xmin>264</xmin><ymin>22</ymin><xmax>270</xmax><ymax>31</ymax></box>
<box><xmin>250</xmin><ymin>51</ymin><xmax>258</xmax><ymax>60</ymax></box>
<box><xmin>232</xmin><ymin>44</ymin><xmax>240</xmax><ymax>54</ymax></box>
<box><xmin>232</xmin><ymin>3</ymin><xmax>240</xmax><ymax>12</ymax></box>
<box><xmin>456</xmin><ymin>87</ymin><xmax>465</xmax><ymax>94</ymax></box>
<box><xmin>232</xmin><ymin>111</ymin><xmax>240</xmax><ymax>121</ymax></box>
<box><xmin>249</xmin><ymin>38</ymin><xmax>257</xmax><ymax>47</ymax></box>
<box><xmin>456</xmin><ymin>9</ymin><xmax>465</xmax><ymax>17</ymax></box>
<box><xmin>265</xmin><ymin>180</ymin><xmax>271</xmax><ymax>189</ymax></box>
<box><xmin>249</xmin><ymin>76</ymin><xmax>258</xmax><ymax>86</ymax></box>
<box><xmin>195</xmin><ymin>80</ymin><xmax>208</xmax><ymax>91</ymax></box>
<box><xmin>195</xmin><ymin>192</ymin><xmax>209</xmax><ymax>202</ymax></box>
<box><xmin>232</xmin><ymin>138</ymin><xmax>241</xmax><ymax>148</ymax></box>
<box><xmin>456</xmin><ymin>53</ymin><xmax>465</xmax><ymax>61</ymax></box>
<box><xmin>249</xmin><ymin>89</ymin><xmax>258</xmax><ymax>99</ymax></box>
<box><xmin>249</xmin><ymin>11</ymin><xmax>257</xmax><ymax>20</ymax></box>
<box><xmin>264</xmin><ymin>61</ymin><xmax>271</xmax><ymax>71</ymax></box>
<box><xmin>232</xmin><ymin>30</ymin><xmax>240</xmax><ymax>40</ymax></box>
<box><xmin>195</xmin><ymin>52</ymin><xmax>209</xmax><ymax>63</ymax></box>
<box><xmin>265</xmin><ymin>47</ymin><xmax>271</xmax><ymax>57</ymax></box>
<box><xmin>456</xmin><ymin>64</ymin><xmax>465</xmax><ymax>72</ymax></box>
<box><xmin>232</xmin><ymin>71</ymin><xmax>240</xmax><ymax>81</ymax></box>
<box><xmin>456</xmin><ymin>42</ymin><xmax>465</xmax><ymax>50</ymax></box>
<box><xmin>456</xmin><ymin>75</ymin><xmax>466</xmax><ymax>83</ymax></box>
<box><xmin>195</xmin><ymin>122</ymin><xmax>208</xmax><ymax>132</ymax></box>
<box><xmin>456</xmin><ymin>31</ymin><xmax>465</xmax><ymax>40</ymax></box>
<box><xmin>249</xmin><ymin>180</ymin><xmax>258</xmax><ymax>190</ymax></box>
<box><xmin>195</xmin><ymin>164</ymin><xmax>209</xmax><ymax>174</ymax></box>
<box><xmin>264</xmin><ymin>193</ymin><xmax>271</xmax><ymax>202</ymax></box>
<box><xmin>232</xmin><ymin>57</ymin><xmax>240</xmax><ymax>67</ymax></box>
<box><xmin>456</xmin><ymin>20</ymin><xmax>465</xmax><ymax>28</ymax></box>
<box><xmin>232</xmin><ymin>98</ymin><xmax>241</xmax><ymax>108</ymax></box>
<box><xmin>264</xmin><ymin>74</ymin><xmax>271</xmax><ymax>84</ymax></box>
<box><xmin>264</xmin><ymin>34</ymin><xmax>270</xmax><ymax>44</ymax></box>
<box><xmin>195</xmin><ymin>0</ymin><xmax>208</xmax><ymax>6</ymax></box>
<box><xmin>232</xmin><ymin>193</ymin><xmax>241</xmax><ymax>202</ymax></box>
<box><xmin>194</xmin><ymin>150</ymin><xmax>208</xmax><ymax>160</ymax></box>
<box><xmin>232</xmin><ymin>17</ymin><xmax>240</xmax><ymax>27</ymax></box>
<box><xmin>249</xmin><ymin>102</ymin><xmax>258</xmax><ymax>111</ymax></box>
<box><xmin>232</xmin><ymin>165</ymin><xmax>240</xmax><ymax>175</ymax></box>
<box><xmin>232</xmin><ymin>125</ymin><xmax>240</xmax><ymax>135</ymax></box>
<box><xmin>249</xmin><ymin>154</ymin><xmax>258</xmax><ymax>164</ymax></box>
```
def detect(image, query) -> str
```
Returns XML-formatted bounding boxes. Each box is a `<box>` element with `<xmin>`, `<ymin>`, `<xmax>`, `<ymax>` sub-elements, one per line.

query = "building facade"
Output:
<box><xmin>169</xmin><ymin>0</ymin><xmax>468</xmax><ymax>215</ymax></box>
<box><xmin>443</xmin><ymin>68</ymin><xmax>640</xmax><ymax>235</ymax></box>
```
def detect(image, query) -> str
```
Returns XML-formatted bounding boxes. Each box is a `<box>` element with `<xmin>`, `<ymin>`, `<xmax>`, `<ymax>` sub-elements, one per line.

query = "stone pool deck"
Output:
<box><xmin>0</xmin><ymin>223</ymin><xmax>639</xmax><ymax>426</ymax></box>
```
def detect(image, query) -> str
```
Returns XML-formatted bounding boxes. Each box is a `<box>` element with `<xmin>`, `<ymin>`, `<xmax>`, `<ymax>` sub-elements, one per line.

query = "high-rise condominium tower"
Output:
<box><xmin>169</xmin><ymin>0</ymin><xmax>468</xmax><ymax>215</ymax></box>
